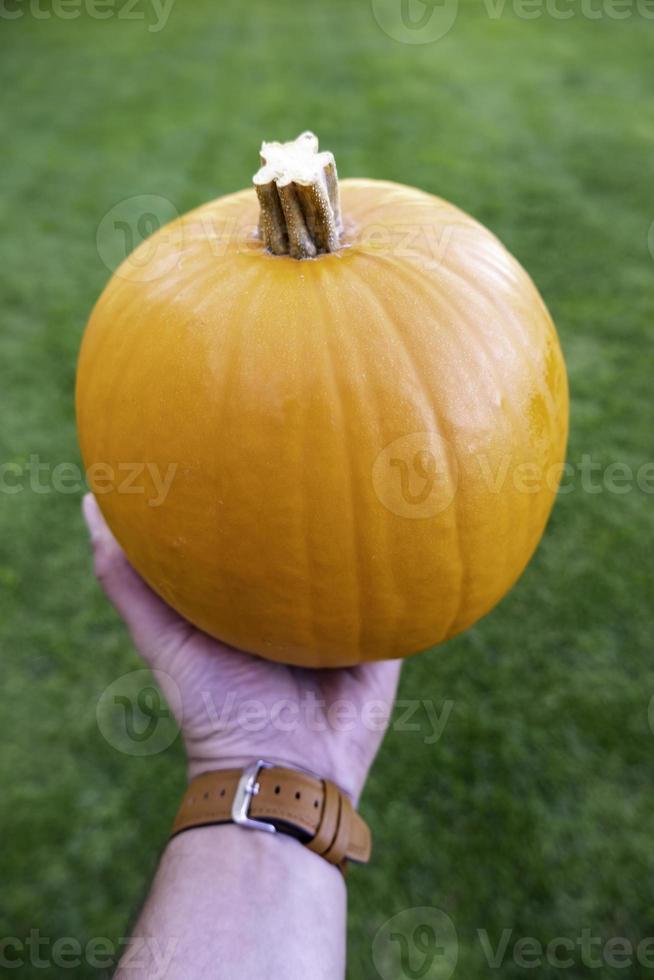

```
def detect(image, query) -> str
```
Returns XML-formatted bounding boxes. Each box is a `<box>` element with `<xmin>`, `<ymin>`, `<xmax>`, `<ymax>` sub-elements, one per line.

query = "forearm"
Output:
<box><xmin>114</xmin><ymin>825</ymin><xmax>347</xmax><ymax>980</ymax></box>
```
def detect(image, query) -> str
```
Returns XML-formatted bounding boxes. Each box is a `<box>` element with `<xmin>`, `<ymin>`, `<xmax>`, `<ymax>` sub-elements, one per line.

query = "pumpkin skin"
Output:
<box><xmin>76</xmin><ymin>179</ymin><xmax>568</xmax><ymax>667</ymax></box>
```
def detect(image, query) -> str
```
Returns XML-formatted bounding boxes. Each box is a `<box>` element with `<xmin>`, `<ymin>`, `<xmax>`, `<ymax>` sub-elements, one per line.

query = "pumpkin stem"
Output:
<box><xmin>253</xmin><ymin>132</ymin><xmax>343</xmax><ymax>259</ymax></box>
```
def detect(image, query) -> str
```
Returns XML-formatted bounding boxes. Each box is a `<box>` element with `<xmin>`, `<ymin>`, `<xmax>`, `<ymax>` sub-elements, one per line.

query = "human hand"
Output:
<box><xmin>83</xmin><ymin>494</ymin><xmax>400</xmax><ymax>803</ymax></box>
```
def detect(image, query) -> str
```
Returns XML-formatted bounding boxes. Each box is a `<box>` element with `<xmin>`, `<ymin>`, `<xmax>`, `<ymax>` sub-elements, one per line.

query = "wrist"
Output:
<box><xmin>169</xmin><ymin>821</ymin><xmax>346</xmax><ymax>886</ymax></box>
<box><xmin>173</xmin><ymin>763</ymin><xmax>372</xmax><ymax>870</ymax></box>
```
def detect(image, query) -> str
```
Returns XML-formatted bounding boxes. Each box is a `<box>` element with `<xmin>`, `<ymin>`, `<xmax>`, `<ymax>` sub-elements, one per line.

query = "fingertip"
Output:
<box><xmin>82</xmin><ymin>493</ymin><xmax>117</xmax><ymax>549</ymax></box>
<box><xmin>82</xmin><ymin>494</ymin><xmax>124</xmax><ymax>581</ymax></box>
<box><xmin>82</xmin><ymin>492</ymin><xmax>101</xmax><ymax>539</ymax></box>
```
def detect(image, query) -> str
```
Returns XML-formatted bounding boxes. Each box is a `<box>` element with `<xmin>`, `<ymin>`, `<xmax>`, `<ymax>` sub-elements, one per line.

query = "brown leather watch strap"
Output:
<box><xmin>171</xmin><ymin>762</ymin><xmax>371</xmax><ymax>867</ymax></box>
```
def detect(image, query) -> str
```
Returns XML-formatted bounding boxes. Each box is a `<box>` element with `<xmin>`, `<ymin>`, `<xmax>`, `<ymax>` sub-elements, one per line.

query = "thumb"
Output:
<box><xmin>82</xmin><ymin>493</ymin><xmax>192</xmax><ymax>666</ymax></box>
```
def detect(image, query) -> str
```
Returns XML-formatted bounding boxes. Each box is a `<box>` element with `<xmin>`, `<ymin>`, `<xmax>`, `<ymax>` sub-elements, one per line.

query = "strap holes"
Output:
<box><xmin>203</xmin><ymin>792</ymin><xmax>209</xmax><ymax>800</ymax></box>
<box><xmin>295</xmin><ymin>791</ymin><xmax>301</xmax><ymax>800</ymax></box>
<box><xmin>314</xmin><ymin>800</ymin><xmax>319</xmax><ymax>808</ymax></box>
<box><xmin>220</xmin><ymin>788</ymin><xmax>225</xmax><ymax>797</ymax></box>
<box><xmin>274</xmin><ymin>785</ymin><xmax>281</xmax><ymax>794</ymax></box>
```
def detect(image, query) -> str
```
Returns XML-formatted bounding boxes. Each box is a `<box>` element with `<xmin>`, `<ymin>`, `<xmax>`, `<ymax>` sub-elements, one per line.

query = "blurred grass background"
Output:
<box><xmin>1</xmin><ymin>0</ymin><xmax>653</xmax><ymax>976</ymax></box>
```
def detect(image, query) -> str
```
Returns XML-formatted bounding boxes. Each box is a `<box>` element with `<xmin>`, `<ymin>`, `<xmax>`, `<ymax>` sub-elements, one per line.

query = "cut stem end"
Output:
<box><xmin>253</xmin><ymin>131</ymin><xmax>343</xmax><ymax>259</ymax></box>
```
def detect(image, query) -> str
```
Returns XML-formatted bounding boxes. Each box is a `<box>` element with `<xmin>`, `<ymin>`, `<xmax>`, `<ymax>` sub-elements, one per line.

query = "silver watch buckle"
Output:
<box><xmin>231</xmin><ymin>760</ymin><xmax>277</xmax><ymax>833</ymax></box>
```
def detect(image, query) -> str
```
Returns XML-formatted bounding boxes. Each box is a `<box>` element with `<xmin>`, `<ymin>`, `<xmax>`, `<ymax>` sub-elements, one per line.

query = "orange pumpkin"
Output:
<box><xmin>77</xmin><ymin>132</ymin><xmax>568</xmax><ymax>667</ymax></box>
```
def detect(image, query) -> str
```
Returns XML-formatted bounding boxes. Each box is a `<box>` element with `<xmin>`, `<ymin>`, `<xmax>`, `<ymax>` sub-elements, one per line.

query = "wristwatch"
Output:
<box><xmin>171</xmin><ymin>760</ymin><xmax>371</xmax><ymax>870</ymax></box>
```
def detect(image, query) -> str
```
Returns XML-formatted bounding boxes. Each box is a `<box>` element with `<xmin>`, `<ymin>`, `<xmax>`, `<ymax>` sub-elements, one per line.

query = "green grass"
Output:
<box><xmin>1</xmin><ymin>1</ymin><xmax>653</xmax><ymax>976</ymax></box>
